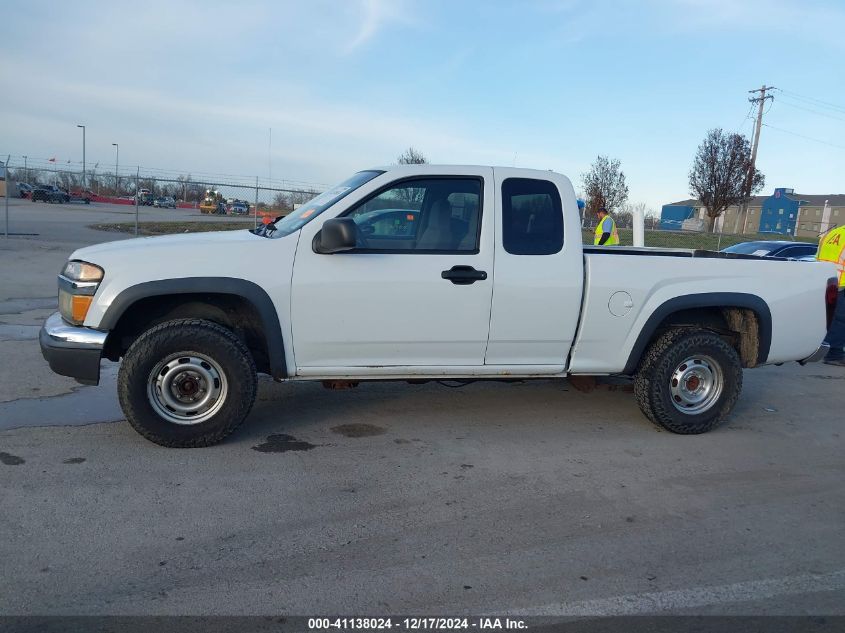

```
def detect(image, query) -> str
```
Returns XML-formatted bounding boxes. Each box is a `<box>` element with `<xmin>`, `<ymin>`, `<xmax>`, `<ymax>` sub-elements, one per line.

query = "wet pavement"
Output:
<box><xmin>0</xmin><ymin>363</ymin><xmax>123</xmax><ymax>430</ymax></box>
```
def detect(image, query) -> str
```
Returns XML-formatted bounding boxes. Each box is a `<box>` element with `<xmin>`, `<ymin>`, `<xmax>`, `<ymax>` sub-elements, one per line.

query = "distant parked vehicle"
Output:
<box><xmin>228</xmin><ymin>201</ymin><xmax>249</xmax><ymax>215</ymax></box>
<box><xmin>17</xmin><ymin>183</ymin><xmax>33</xmax><ymax>198</ymax></box>
<box><xmin>31</xmin><ymin>185</ymin><xmax>70</xmax><ymax>203</ymax></box>
<box><xmin>721</xmin><ymin>240</ymin><xmax>818</xmax><ymax>260</ymax></box>
<box><xmin>70</xmin><ymin>189</ymin><xmax>94</xmax><ymax>204</ymax></box>
<box><xmin>133</xmin><ymin>188</ymin><xmax>153</xmax><ymax>206</ymax></box>
<box><xmin>154</xmin><ymin>196</ymin><xmax>176</xmax><ymax>208</ymax></box>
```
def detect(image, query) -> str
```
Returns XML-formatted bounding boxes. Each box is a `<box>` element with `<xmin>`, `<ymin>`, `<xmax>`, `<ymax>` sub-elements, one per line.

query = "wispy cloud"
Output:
<box><xmin>345</xmin><ymin>0</ymin><xmax>416</xmax><ymax>53</ymax></box>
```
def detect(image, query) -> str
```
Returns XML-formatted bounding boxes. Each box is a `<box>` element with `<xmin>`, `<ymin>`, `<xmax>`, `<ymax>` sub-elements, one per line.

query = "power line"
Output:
<box><xmin>776</xmin><ymin>88</ymin><xmax>845</xmax><ymax>114</ymax></box>
<box><xmin>776</xmin><ymin>97</ymin><xmax>845</xmax><ymax>123</ymax></box>
<box><xmin>762</xmin><ymin>123</ymin><xmax>845</xmax><ymax>151</ymax></box>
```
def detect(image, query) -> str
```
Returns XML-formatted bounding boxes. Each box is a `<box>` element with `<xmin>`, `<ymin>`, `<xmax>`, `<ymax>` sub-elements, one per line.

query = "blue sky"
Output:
<box><xmin>1</xmin><ymin>0</ymin><xmax>844</xmax><ymax>210</ymax></box>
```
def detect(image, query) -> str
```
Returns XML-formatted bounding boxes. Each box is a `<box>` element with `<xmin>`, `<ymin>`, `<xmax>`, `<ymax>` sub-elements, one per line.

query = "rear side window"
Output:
<box><xmin>777</xmin><ymin>245</ymin><xmax>817</xmax><ymax>259</ymax></box>
<box><xmin>502</xmin><ymin>178</ymin><xmax>563</xmax><ymax>255</ymax></box>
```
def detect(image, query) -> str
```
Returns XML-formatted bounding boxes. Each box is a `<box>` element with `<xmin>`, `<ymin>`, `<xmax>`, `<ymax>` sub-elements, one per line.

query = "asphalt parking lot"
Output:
<box><xmin>0</xmin><ymin>201</ymin><xmax>843</xmax><ymax>616</ymax></box>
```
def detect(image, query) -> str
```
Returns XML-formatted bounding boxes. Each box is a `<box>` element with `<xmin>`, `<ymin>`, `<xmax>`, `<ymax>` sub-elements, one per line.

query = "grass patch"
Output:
<box><xmin>90</xmin><ymin>221</ymin><xmax>256</xmax><ymax>236</ymax></box>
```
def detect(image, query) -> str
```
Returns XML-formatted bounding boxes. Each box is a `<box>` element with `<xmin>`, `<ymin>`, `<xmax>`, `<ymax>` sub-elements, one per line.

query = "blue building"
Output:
<box><xmin>659</xmin><ymin>201</ymin><xmax>697</xmax><ymax>230</ymax></box>
<box><xmin>757</xmin><ymin>188</ymin><xmax>800</xmax><ymax>234</ymax></box>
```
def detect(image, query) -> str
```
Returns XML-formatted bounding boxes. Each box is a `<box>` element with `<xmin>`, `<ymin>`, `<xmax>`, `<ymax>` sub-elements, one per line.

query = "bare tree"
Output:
<box><xmin>689</xmin><ymin>128</ymin><xmax>764</xmax><ymax>233</ymax></box>
<box><xmin>397</xmin><ymin>147</ymin><xmax>428</xmax><ymax>165</ymax></box>
<box><xmin>581</xmin><ymin>156</ymin><xmax>629</xmax><ymax>218</ymax></box>
<box><xmin>272</xmin><ymin>188</ymin><xmax>320</xmax><ymax>213</ymax></box>
<box><xmin>618</xmin><ymin>201</ymin><xmax>655</xmax><ymax>229</ymax></box>
<box><xmin>273</xmin><ymin>191</ymin><xmax>293</xmax><ymax>213</ymax></box>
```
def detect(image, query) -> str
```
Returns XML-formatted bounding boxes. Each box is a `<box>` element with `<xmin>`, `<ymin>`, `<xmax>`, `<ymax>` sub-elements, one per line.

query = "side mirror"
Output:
<box><xmin>314</xmin><ymin>217</ymin><xmax>358</xmax><ymax>254</ymax></box>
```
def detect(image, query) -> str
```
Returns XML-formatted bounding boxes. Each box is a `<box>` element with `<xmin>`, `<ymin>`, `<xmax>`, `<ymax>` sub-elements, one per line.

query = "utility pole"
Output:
<box><xmin>77</xmin><ymin>124</ymin><xmax>86</xmax><ymax>191</ymax></box>
<box><xmin>4</xmin><ymin>154</ymin><xmax>10</xmax><ymax>238</ymax></box>
<box><xmin>112</xmin><ymin>143</ymin><xmax>119</xmax><ymax>195</ymax></box>
<box><xmin>134</xmin><ymin>166</ymin><xmax>140</xmax><ymax>237</ymax></box>
<box><xmin>734</xmin><ymin>85</ymin><xmax>774</xmax><ymax>234</ymax></box>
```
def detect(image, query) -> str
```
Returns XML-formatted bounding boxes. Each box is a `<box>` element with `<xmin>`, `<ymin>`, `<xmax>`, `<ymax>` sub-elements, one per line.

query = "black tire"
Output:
<box><xmin>118</xmin><ymin>319</ymin><xmax>257</xmax><ymax>447</ymax></box>
<box><xmin>634</xmin><ymin>329</ymin><xmax>742</xmax><ymax>434</ymax></box>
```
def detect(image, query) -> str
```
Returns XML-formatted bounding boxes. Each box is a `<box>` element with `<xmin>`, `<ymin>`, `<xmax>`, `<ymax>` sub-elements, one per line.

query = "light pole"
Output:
<box><xmin>22</xmin><ymin>155</ymin><xmax>27</xmax><ymax>183</ymax></box>
<box><xmin>112</xmin><ymin>143</ymin><xmax>119</xmax><ymax>196</ymax></box>
<box><xmin>77</xmin><ymin>124</ymin><xmax>86</xmax><ymax>190</ymax></box>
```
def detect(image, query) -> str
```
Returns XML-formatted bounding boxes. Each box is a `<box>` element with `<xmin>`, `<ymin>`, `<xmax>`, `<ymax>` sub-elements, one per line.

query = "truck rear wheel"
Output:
<box><xmin>118</xmin><ymin>319</ymin><xmax>257</xmax><ymax>447</ymax></box>
<box><xmin>634</xmin><ymin>329</ymin><xmax>742</xmax><ymax>434</ymax></box>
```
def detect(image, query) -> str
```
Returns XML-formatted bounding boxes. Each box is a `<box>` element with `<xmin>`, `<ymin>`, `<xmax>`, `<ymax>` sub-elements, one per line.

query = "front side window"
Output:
<box><xmin>502</xmin><ymin>178</ymin><xmax>563</xmax><ymax>255</ymax></box>
<box><xmin>345</xmin><ymin>178</ymin><xmax>482</xmax><ymax>252</ymax></box>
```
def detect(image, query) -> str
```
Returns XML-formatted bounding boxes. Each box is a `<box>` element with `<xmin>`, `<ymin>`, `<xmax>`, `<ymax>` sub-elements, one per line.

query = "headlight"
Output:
<box><xmin>58</xmin><ymin>260</ymin><xmax>104</xmax><ymax>325</ymax></box>
<box><xmin>62</xmin><ymin>261</ymin><xmax>104</xmax><ymax>282</ymax></box>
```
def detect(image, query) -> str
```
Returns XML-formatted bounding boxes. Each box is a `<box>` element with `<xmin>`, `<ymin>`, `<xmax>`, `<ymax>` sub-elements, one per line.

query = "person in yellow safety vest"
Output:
<box><xmin>816</xmin><ymin>224</ymin><xmax>845</xmax><ymax>366</ymax></box>
<box><xmin>594</xmin><ymin>206</ymin><xmax>620</xmax><ymax>246</ymax></box>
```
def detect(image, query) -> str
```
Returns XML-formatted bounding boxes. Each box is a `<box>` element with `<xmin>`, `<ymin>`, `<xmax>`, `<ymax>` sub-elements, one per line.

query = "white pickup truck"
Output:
<box><xmin>40</xmin><ymin>165</ymin><xmax>838</xmax><ymax>447</ymax></box>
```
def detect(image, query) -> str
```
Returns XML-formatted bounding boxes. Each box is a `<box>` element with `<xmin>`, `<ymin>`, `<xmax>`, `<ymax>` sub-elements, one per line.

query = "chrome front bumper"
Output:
<box><xmin>39</xmin><ymin>312</ymin><xmax>108</xmax><ymax>385</ymax></box>
<box><xmin>799</xmin><ymin>343</ymin><xmax>830</xmax><ymax>365</ymax></box>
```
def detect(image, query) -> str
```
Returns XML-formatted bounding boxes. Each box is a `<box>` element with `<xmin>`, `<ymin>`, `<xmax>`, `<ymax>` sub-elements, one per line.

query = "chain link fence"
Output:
<box><xmin>4</xmin><ymin>154</ymin><xmax>816</xmax><ymax>249</ymax></box>
<box><xmin>2</xmin><ymin>154</ymin><xmax>328</xmax><ymax>229</ymax></box>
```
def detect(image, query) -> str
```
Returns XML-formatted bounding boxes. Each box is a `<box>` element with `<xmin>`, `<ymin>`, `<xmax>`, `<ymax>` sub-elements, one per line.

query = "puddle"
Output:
<box><xmin>62</xmin><ymin>457</ymin><xmax>86</xmax><ymax>464</ymax></box>
<box><xmin>0</xmin><ymin>452</ymin><xmax>25</xmax><ymax>465</ymax></box>
<box><xmin>252</xmin><ymin>434</ymin><xmax>318</xmax><ymax>453</ymax></box>
<box><xmin>0</xmin><ymin>363</ymin><xmax>123</xmax><ymax>431</ymax></box>
<box><xmin>330</xmin><ymin>423</ymin><xmax>387</xmax><ymax>438</ymax></box>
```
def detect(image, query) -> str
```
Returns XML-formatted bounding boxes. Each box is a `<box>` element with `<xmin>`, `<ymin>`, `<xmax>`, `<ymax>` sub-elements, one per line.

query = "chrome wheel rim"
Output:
<box><xmin>669</xmin><ymin>354</ymin><xmax>723</xmax><ymax>415</ymax></box>
<box><xmin>147</xmin><ymin>352</ymin><xmax>227</xmax><ymax>425</ymax></box>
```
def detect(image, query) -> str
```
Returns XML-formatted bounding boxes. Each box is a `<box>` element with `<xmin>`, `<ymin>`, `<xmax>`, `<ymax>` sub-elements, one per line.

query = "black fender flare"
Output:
<box><xmin>99</xmin><ymin>277</ymin><xmax>287</xmax><ymax>379</ymax></box>
<box><xmin>623</xmin><ymin>292</ymin><xmax>772</xmax><ymax>374</ymax></box>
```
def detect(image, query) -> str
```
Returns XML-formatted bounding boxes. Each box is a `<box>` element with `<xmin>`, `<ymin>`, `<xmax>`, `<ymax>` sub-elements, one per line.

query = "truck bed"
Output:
<box><xmin>569</xmin><ymin>249</ymin><xmax>832</xmax><ymax>374</ymax></box>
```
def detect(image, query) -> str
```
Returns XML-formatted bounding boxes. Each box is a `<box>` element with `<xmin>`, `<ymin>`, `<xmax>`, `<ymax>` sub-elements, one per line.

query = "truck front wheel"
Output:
<box><xmin>118</xmin><ymin>319</ymin><xmax>257</xmax><ymax>447</ymax></box>
<box><xmin>634</xmin><ymin>329</ymin><xmax>742</xmax><ymax>434</ymax></box>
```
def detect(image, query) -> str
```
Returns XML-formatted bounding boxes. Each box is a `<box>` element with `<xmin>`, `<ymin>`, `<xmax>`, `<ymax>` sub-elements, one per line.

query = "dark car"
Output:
<box><xmin>227</xmin><ymin>201</ymin><xmax>249</xmax><ymax>215</ymax></box>
<box><xmin>153</xmin><ymin>196</ymin><xmax>176</xmax><ymax>208</ymax></box>
<box><xmin>70</xmin><ymin>189</ymin><xmax>94</xmax><ymax>204</ymax></box>
<box><xmin>721</xmin><ymin>240</ymin><xmax>818</xmax><ymax>260</ymax></box>
<box><xmin>31</xmin><ymin>185</ymin><xmax>70</xmax><ymax>203</ymax></box>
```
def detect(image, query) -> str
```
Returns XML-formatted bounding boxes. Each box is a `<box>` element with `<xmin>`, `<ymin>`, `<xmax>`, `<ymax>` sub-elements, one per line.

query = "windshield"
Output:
<box><xmin>257</xmin><ymin>170</ymin><xmax>383</xmax><ymax>238</ymax></box>
<box><xmin>722</xmin><ymin>242</ymin><xmax>777</xmax><ymax>255</ymax></box>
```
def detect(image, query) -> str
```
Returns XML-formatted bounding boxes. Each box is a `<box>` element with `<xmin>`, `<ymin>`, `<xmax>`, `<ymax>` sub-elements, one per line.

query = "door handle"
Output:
<box><xmin>441</xmin><ymin>265</ymin><xmax>488</xmax><ymax>285</ymax></box>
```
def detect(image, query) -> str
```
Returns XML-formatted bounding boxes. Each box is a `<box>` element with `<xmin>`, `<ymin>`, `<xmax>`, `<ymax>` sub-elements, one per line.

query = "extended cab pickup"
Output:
<box><xmin>40</xmin><ymin>165</ymin><xmax>838</xmax><ymax>447</ymax></box>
